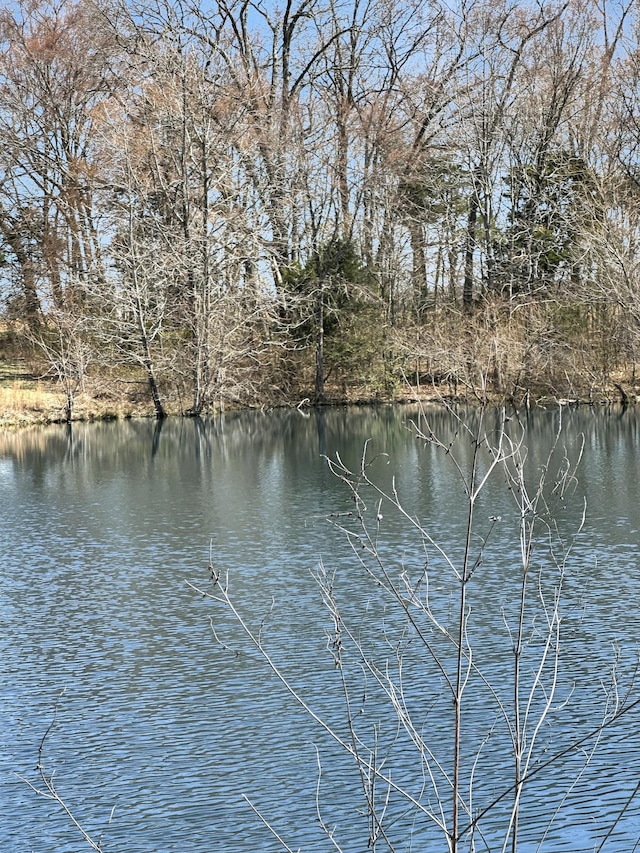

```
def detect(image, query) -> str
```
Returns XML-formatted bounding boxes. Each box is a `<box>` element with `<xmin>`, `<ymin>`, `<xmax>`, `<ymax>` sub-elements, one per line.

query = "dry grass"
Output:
<box><xmin>0</xmin><ymin>378</ymin><xmax>158</xmax><ymax>427</ymax></box>
<box><xmin>0</xmin><ymin>328</ymin><xmax>161</xmax><ymax>425</ymax></box>
<box><xmin>0</xmin><ymin>382</ymin><xmax>67</xmax><ymax>426</ymax></box>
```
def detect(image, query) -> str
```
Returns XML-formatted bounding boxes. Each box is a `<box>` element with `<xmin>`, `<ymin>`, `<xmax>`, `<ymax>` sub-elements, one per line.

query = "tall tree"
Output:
<box><xmin>98</xmin><ymin>1</ymin><xmax>279</xmax><ymax>413</ymax></box>
<box><xmin>498</xmin><ymin>2</ymin><xmax>598</xmax><ymax>296</ymax></box>
<box><xmin>458</xmin><ymin>0</ymin><xmax>569</xmax><ymax>306</ymax></box>
<box><xmin>0</xmin><ymin>0</ymin><xmax>117</xmax><ymax>318</ymax></box>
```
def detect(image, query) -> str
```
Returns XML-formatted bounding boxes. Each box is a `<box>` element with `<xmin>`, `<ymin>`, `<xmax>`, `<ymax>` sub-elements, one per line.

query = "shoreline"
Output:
<box><xmin>1</xmin><ymin>373</ymin><xmax>636</xmax><ymax>430</ymax></box>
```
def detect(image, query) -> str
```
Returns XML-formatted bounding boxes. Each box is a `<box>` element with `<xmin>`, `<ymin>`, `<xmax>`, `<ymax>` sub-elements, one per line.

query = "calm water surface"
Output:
<box><xmin>1</xmin><ymin>404</ymin><xmax>640</xmax><ymax>852</ymax></box>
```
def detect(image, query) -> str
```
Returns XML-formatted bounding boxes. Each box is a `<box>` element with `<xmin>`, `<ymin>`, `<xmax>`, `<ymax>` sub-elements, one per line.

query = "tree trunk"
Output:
<box><xmin>408</xmin><ymin>219</ymin><xmax>428</xmax><ymax>317</ymax></box>
<box><xmin>463</xmin><ymin>196</ymin><xmax>478</xmax><ymax>309</ymax></box>
<box><xmin>315</xmin><ymin>277</ymin><xmax>325</xmax><ymax>404</ymax></box>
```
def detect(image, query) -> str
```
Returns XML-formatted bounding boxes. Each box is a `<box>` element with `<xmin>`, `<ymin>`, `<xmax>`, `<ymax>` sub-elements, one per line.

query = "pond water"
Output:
<box><xmin>1</xmin><ymin>404</ymin><xmax>640</xmax><ymax>852</ymax></box>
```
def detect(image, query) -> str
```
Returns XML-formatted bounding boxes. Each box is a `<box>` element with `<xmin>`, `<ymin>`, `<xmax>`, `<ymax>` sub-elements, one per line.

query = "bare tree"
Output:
<box><xmin>456</xmin><ymin>0</ymin><xmax>571</xmax><ymax>306</ymax></box>
<box><xmin>0</xmin><ymin>0</ymin><xmax>117</xmax><ymax>317</ymax></box>
<box><xmin>20</xmin><ymin>691</ymin><xmax>107</xmax><ymax>852</ymax></box>
<box><xmin>192</xmin><ymin>404</ymin><xmax>640</xmax><ymax>852</ymax></box>
<box><xmin>26</xmin><ymin>294</ymin><xmax>93</xmax><ymax>421</ymax></box>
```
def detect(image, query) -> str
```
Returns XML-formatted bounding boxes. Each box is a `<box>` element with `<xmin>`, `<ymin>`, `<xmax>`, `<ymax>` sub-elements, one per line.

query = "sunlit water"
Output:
<box><xmin>1</xmin><ymin>404</ymin><xmax>639</xmax><ymax>852</ymax></box>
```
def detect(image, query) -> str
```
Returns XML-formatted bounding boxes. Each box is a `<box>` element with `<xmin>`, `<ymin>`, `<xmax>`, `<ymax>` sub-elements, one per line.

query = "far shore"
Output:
<box><xmin>1</xmin><ymin>369</ymin><xmax>637</xmax><ymax>430</ymax></box>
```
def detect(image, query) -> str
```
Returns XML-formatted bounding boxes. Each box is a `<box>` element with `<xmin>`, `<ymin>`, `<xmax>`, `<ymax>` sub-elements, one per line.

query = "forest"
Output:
<box><xmin>2</xmin><ymin>0</ymin><xmax>640</xmax><ymax>418</ymax></box>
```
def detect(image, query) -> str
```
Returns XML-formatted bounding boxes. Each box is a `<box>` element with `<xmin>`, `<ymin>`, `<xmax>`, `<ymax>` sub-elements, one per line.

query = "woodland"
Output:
<box><xmin>2</xmin><ymin>0</ymin><xmax>640</xmax><ymax>418</ymax></box>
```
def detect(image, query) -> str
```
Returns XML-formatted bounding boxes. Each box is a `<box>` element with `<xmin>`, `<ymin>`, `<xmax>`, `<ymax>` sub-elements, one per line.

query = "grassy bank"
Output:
<box><xmin>0</xmin><ymin>377</ymin><xmax>154</xmax><ymax>427</ymax></box>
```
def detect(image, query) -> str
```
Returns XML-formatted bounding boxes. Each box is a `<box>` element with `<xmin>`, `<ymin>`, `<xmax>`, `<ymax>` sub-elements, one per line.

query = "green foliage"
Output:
<box><xmin>398</xmin><ymin>159</ymin><xmax>469</xmax><ymax>222</ymax></box>
<box><xmin>498</xmin><ymin>150</ymin><xmax>600</xmax><ymax>294</ymax></box>
<box><xmin>549</xmin><ymin>302</ymin><xmax>590</xmax><ymax>339</ymax></box>
<box><xmin>282</xmin><ymin>237</ymin><xmax>372</xmax><ymax>338</ymax></box>
<box><xmin>283</xmin><ymin>237</ymin><xmax>366</xmax><ymax>291</ymax></box>
<box><xmin>281</xmin><ymin>239</ymin><xmax>400</xmax><ymax>397</ymax></box>
<box><xmin>325</xmin><ymin>304</ymin><xmax>398</xmax><ymax>397</ymax></box>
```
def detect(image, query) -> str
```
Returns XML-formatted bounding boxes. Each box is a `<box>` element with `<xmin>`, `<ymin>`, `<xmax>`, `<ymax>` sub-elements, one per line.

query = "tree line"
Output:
<box><xmin>2</xmin><ymin>0</ymin><xmax>640</xmax><ymax>416</ymax></box>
